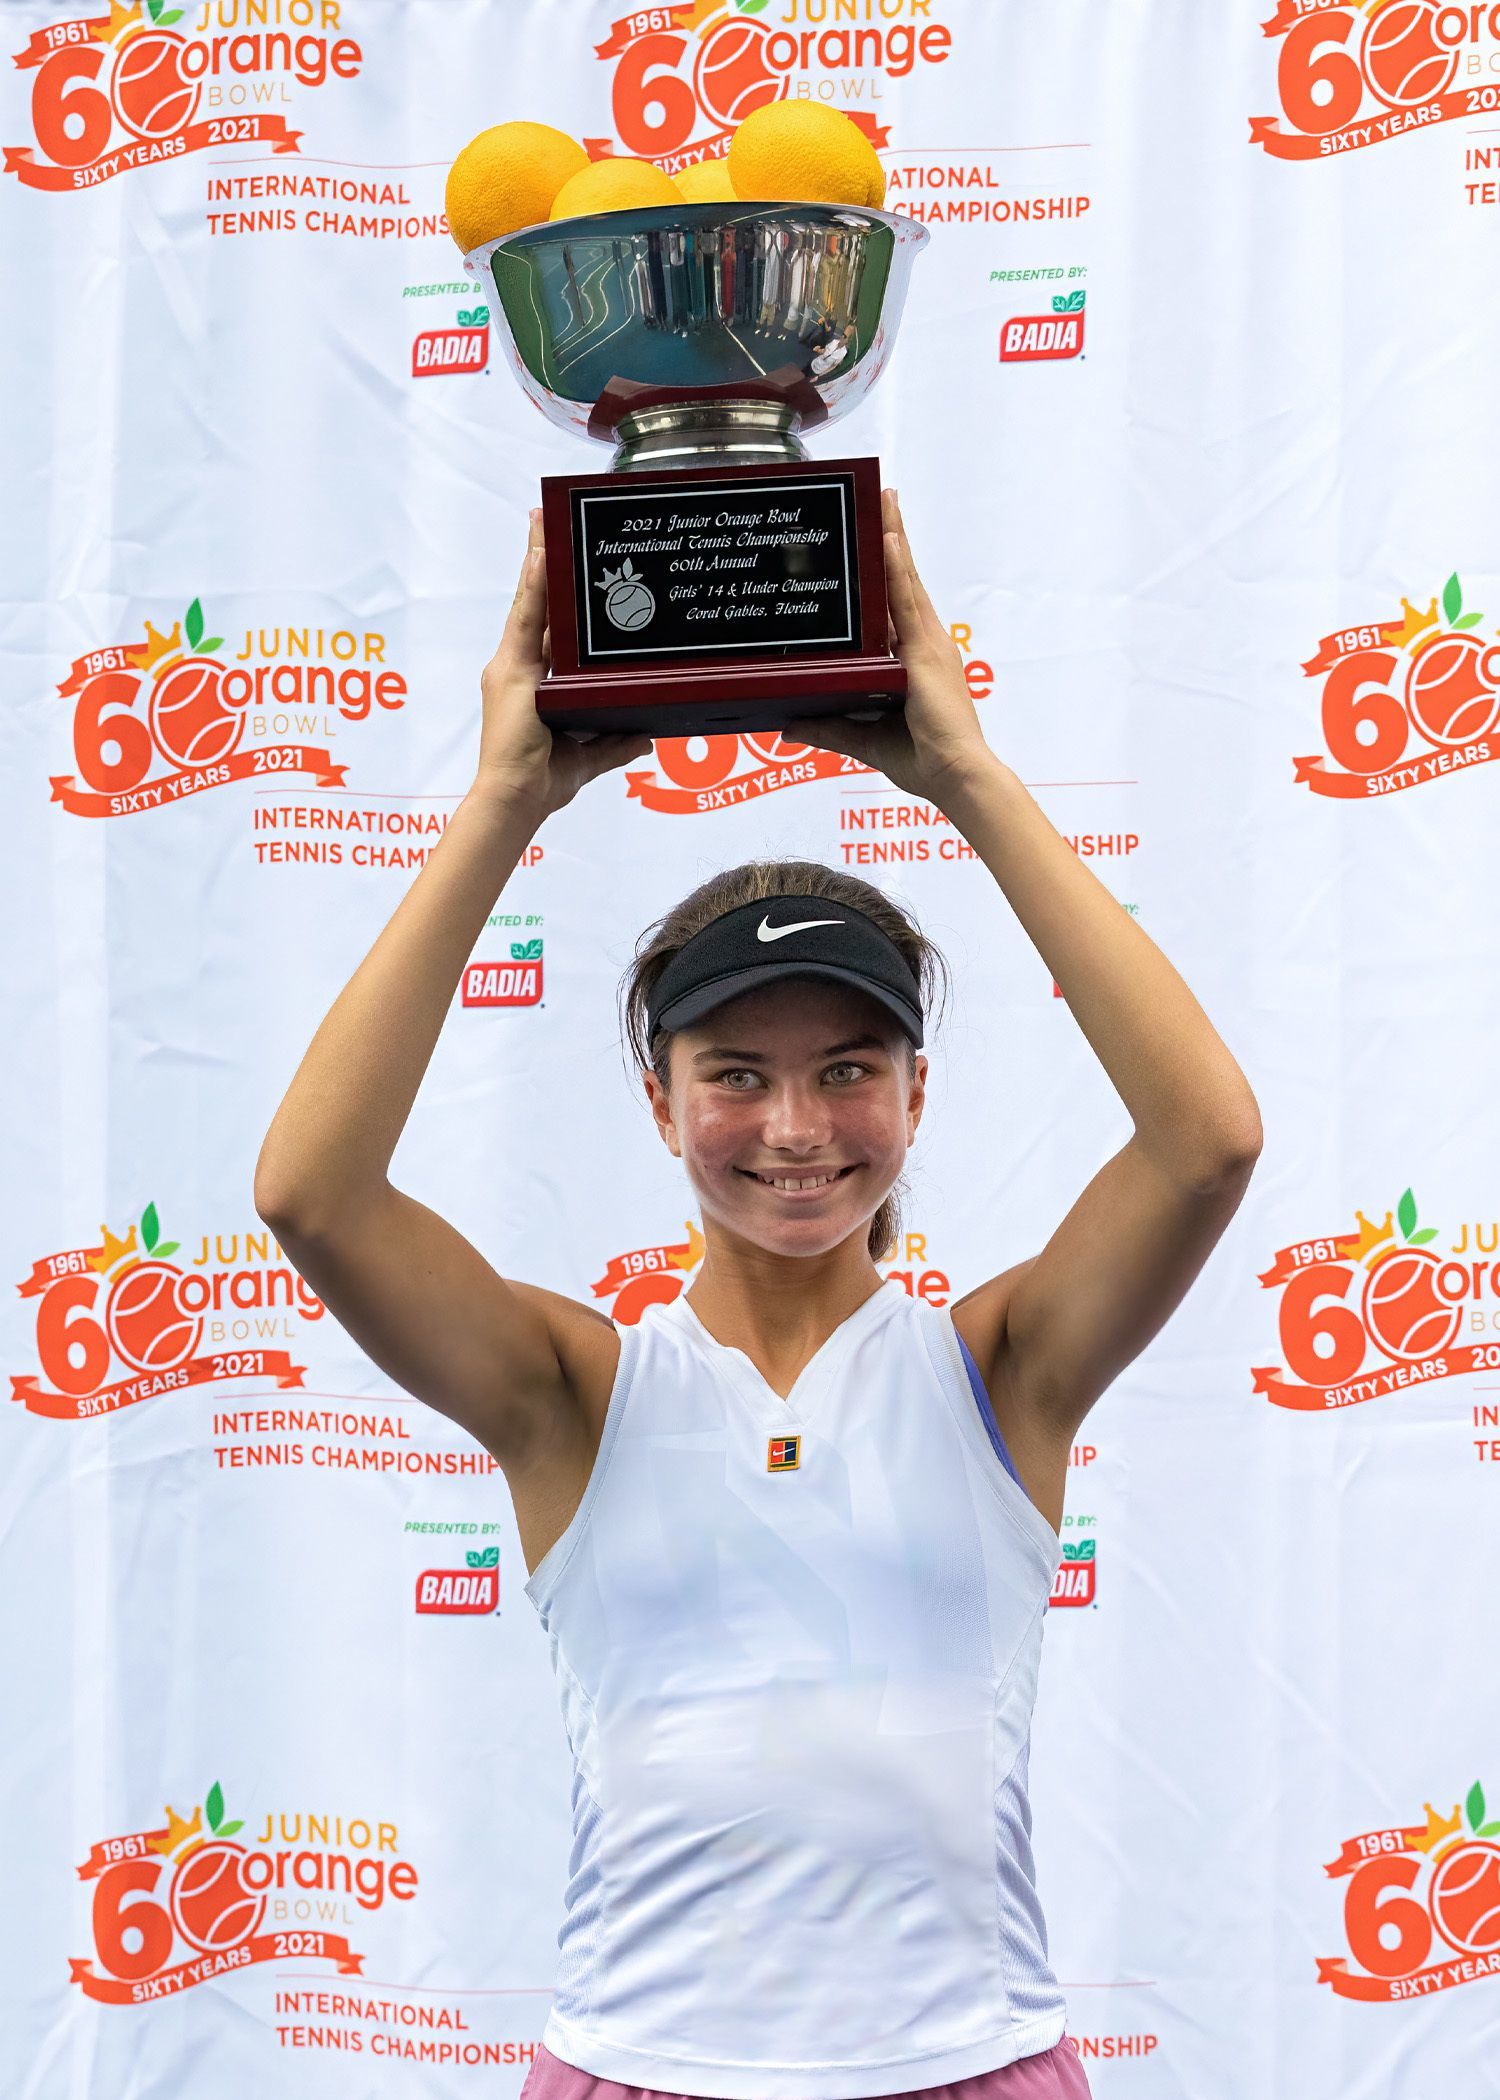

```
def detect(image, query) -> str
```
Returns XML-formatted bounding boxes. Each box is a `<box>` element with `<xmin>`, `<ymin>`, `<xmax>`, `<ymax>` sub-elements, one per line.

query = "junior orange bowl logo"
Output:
<box><xmin>12</xmin><ymin>1203</ymin><xmax>308</xmax><ymax>1421</ymax></box>
<box><xmin>590</xmin><ymin>0</ymin><xmax>932</xmax><ymax>173</ymax></box>
<box><xmin>1253</xmin><ymin>1186</ymin><xmax>1500</xmax><ymax>1414</ymax></box>
<box><xmin>49</xmin><ymin>601</ymin><xmax>362</xmax><ymax>819</ymax></box>
<box><xmin>69</xmin><ymin>1782</ymin><xmax>421</xmax><ymax>2004</ymax></box>
<box><xmin>4</xmin><ymin>0</ymin><xmax>364</xmax><ymax>194</ymax></box>
<box><xmin>1251</xmin><ymin>0</ymin><xmax>1500</xmax><ymax>161</ymax></box>
<box><xmin>1293</xmin><ymin>573</ymin><xmax>1500</xmax><ymax>798</ymax></box>
<box><xmin>1319</xmin><ymin>1779</ymin><xmax>1500</xmax><ymax>2001</ymax></box>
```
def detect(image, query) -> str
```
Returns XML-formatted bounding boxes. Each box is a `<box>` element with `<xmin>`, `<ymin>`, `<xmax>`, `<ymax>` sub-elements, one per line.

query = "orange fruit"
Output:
<box><xmin>550</xmin><ymin>156</ymin><xmax>681</xmax><ymax>219</ymax></box>
<box><xmin>728</xmin><ymin>102</ymin><xmax>881</xmax><ymax>207</ymax></box>
<box><xmin>445</xmin><ymin>121</ymin><xmax>588</xmax><ymax>252</ymax></box>
<box><xmin>674</xmin><ymin>157</ymin><xmax>738</xmax><ymax>203</ymax></box>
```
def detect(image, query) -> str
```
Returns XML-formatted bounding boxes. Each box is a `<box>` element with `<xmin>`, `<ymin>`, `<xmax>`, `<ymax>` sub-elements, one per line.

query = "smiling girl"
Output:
<box><xmin>255</xmin><ymin>490</ymin><xmax>1262</xmax><ymax>2100</ymax></box>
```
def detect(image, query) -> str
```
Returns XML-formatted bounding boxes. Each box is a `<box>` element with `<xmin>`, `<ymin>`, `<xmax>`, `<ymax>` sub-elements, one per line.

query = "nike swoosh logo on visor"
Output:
<box><xmin>756</xmin><ymin>915</ymin><xmax>846</xmax><ymax>942</ymax></box>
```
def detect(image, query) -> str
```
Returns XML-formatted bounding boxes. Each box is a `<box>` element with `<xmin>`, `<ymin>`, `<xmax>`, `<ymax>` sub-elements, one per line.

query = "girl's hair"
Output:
<box><xmin>620</xmin><ymin>860</ymin><xmax>950</xmax><ymax>1263</ymax></box>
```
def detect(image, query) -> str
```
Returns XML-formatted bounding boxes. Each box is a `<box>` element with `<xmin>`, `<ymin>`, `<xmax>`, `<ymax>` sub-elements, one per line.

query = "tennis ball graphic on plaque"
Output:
<box><xmin>1360</xmin><ymin>1245</ymin><xmax>1461</xmax><ymax>1362</ymax></box>
<box><xmin>1360</xmin><ymin>2</ymin><xmax>1458</xmax><ymax>110</ymax></box>
<box><xmin>1403</xmin><ymin>631</ymin><xmax>1500</xmax><ymax>748</ymax></box>
<box><xmin>109</xmin><ymin>30</ymin><xmax>202</xmax><ymax>141</ymax></box>
<box><xmin>597</xmin><ymin>559</ymin><xmax>656</xmax><ymax>633</ymax></box>
<box><xmin>1428</xmin><ymin>1840</ymin><xmax>1500</xmax><ymax>1957</ymax></box>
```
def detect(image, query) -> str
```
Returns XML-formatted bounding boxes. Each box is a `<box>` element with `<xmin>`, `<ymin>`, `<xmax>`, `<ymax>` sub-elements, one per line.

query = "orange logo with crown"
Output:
<box><xmin>1320</xmin><ymin>1781</ymin><xmax>1500</xmax><ymax>2002</ymax></box>
<box><xmin>11</xmin><ymin>1203</ymin><xmax>307</xmax><ymax>1421</ymax></box>
<box><xmin>3</xmin><ymin>1</ymin><xmax>351</xmax><ymax>193</ymax></box>
<box><xmin>1252</xmin><ymin>0</ymin><xmax>1500</xmax><ymax>161</ymax></box>
<box><xmin>1253</xmin><ymin>1187</ymin><xmax>1500</xmax><ymax>1415</ymax></box>
<box><xmin>1293</xmin><ymin>574</ymin><xmax>1500</xmax><ymax>798</ymax></box>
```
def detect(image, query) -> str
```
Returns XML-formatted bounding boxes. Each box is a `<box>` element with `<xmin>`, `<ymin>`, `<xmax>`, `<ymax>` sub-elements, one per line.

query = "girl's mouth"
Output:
<box><xmin>736</xmin><ymin>1166</ymin><xmax>859</xmax><ymax>1196</ymax></box>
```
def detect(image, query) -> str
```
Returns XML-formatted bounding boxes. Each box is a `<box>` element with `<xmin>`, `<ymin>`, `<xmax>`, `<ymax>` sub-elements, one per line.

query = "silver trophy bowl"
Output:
<box><xmin>464</xmin><ymin>201</ymin><xmax>929</xmax><ymax>473</ymax></box>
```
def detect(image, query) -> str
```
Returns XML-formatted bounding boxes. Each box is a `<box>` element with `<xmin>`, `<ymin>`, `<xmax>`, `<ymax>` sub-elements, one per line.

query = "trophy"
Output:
<box><xmin>463</xmin><ymin>202</ymin><xmax>929</xmax><ymax>738</ymax></box>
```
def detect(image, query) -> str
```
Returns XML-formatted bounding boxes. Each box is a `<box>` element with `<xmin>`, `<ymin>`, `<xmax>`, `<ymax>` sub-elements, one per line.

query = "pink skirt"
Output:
<box><xmin>521</xmin><ymin>2037</ymin><xmax>1093</xmax><ymax>2100</ymax></box>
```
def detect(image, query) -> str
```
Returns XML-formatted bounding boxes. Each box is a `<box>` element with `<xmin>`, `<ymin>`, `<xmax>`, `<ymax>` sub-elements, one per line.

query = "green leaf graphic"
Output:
<box><xmin>155</xmin><ymin>1241</ymin><xmax>179</xmax><ymax>1259</ymax></box>
<box><xmin>736</xmin><ymin>0</ymin><xmax>770</xmax><ymax>13</ymax></box>
<box><xmin>1443</xmin><ymin>573</ymin><xmax>1463</xmax><ymax>625</ymax></box>
<box><xmin>1455</xmin><ymin>612</ymin><xmax>1483</xmax><ymax>630</ymax></box>
<box><xmin>466</xmin><ymin>1546</ymin><xmax>500</xmax><ymax>1568</ymax></box>
<box><xmin>1468</xmin><ymin>1781</ymin><xmax>1486</xmax><ymax>1830</ymax></box>
<box><xmin>206</xmin><ymin>1780</ymin><xmax>225</xmax><ymax>1831</ymax></box>
<box><xmin>142</xmin><ymin>1202</ymin><xmax>160</xmax><ymax>1253</ymax></box>
<box><xmin>218</xmin><ymin>1819</ymin><xmax>243</xmax><ymax>1836</ymax></box>
<box><xmin>202</xmin><ymin>637</ymin><xmax>223</xmax><ymax>654</ymax></box>
<box><xmin>185</xmin><ymin>599</ymin><xmax>204</xmax><ymax>652</ymax></box>
<box><xmin>1410</xmin><ymin>1228</ymin><xmax>1437</xmax><ymax>1245</ymax></box>
<box><xmin>511</xmin><ymin>938</ymin><xmax>543</xmax><ymax>960</ymax></box>
<box><xmin>1051</xmin><ymin>290</ymin><xmax>1085</xmax><ymax>312</ymax></box>
<box><xmin>147</xmin><ymin>0</ymin><xmax>163</xmax><ymax>18</ymax></box>
<box><xmin>159</xmin><ymin>5</ymin><xmax>183</xmax><ymax>19</ymax></box>
<box><xmin>1397</xmin><ymin>1188</ymin><xmax>1417</xmax><ymax>1240</ymax></box>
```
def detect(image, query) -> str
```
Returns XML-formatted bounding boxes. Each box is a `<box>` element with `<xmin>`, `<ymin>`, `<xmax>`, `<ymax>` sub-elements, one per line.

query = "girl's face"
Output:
<box><xmin>643</xmin><ymin>976</ymin><xmax>927</xmax><ymax>1256</ymax></box>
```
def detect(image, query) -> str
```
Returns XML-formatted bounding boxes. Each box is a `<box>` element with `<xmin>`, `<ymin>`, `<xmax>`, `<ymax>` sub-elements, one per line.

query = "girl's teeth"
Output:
<box><xmin>759</xmin><ymin>1171</ymin><xmax>840</xmax><ymax>1190</ymax></box>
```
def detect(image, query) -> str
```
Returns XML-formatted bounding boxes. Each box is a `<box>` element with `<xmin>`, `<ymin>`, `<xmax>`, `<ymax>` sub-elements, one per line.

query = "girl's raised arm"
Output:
<box><xmin>252</xmin><ymin>515</ymin><xmax>649</xmax><ymax>1464</ymax></box>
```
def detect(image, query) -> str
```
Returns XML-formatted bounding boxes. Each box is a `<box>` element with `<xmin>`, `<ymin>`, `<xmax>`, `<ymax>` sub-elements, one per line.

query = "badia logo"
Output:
<box><xmin>1293</xmin><ymin>572</ymin><xmax>1499</xmax><ymax>799</ymax></box>
<box><xmin>1319</xmin><ymin>1781</ymin><xmax>1500</xmax><ymax>2002</ymax></box>
<box><xmin>5</xmin><ymin>0</ymin><xmax>364</xmax><ymax>195</ymax></box>
<box><xmin>592</xmin><ymin>1220</ymin><xmax>706</xmax><ymax>1320</ymax></box>
<box><xmin>1251</xmin><ymin>0</ymin><xmax>1500</xmax><ymax>162</ymax></box>
<box><xmin>411</xmin><ymin>299</ymin><xmax>489</xmax><ymax>379</ymax></box>
<box><xmin>415</xmin><ymin>1544</ymin><xmax>499</xmax><ymax>1615</ymax></box>
<box><xmin>1253</xmin><ymin>1187</ymin><xmax>1500</xmax><ymax>1437</ymax></box>
<box><xmin>999</xmin><ymin>287</ymin><xmax>1086</xmax><ymax>365</ymax></box>
<box><xmin>462</xmin><ymin>935</ymin><xmax>544</xmax><ymax>1009</ymax></box>
<box><xmin>1051</xmin><ymin>1528</ymin><xmax>1095</xmax><ymax>1607</ymax></box>
<box><xmin>70</xmin><ymin>1781</ymin><xmax>421</xmax><ymax>2005</ymax></box>
<box><xmin>588</xmin><ymin>0</ymin><xmax>951</xmax><ymax>174</ymax></box>
<box><xmin>11</xmin><ymin>1204</ymin><xmax>315</xmax><ymax>1423</ymax></box>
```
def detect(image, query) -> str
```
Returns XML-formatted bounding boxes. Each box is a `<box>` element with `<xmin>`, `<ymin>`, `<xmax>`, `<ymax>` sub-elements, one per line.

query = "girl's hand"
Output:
<box><xmin>475</xmin><ymin>507</ymin><xmax>654</xmax><ymax>819</ymax></box>
<box><xmin>781</xmin><ymin>488</ymin><xmax>994</xmax><ymax>805</ymax></box>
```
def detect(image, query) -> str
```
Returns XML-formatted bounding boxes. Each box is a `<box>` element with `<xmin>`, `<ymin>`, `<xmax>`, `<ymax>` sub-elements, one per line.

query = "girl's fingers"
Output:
<box><xmin>884</xmin><ymin>529</ymin><xmax>921</xmax><ymax>646</ymax></box>
<box><xmin>577</xmin><ymin>731</ymin><xmax>653</xmax><ymax>785</ymax></box>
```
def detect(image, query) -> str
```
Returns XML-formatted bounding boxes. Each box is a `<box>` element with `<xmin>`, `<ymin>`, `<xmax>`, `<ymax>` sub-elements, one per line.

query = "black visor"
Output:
<box><xmin>645</xmin><ymin>895</ymin><xmax>924</xmax><ymax>1049</ymax></box>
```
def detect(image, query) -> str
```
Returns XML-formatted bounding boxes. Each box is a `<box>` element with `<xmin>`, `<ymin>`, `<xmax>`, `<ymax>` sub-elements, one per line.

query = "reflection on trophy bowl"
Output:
<box><xmin>465</xmin><ymin>202</ymin><xmax>929</xmax><ymax>471</ymax></box>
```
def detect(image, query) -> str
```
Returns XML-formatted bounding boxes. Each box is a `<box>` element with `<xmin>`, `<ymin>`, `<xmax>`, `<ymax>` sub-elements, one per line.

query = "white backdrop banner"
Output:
<box><xmin>4</xmin><ymin>3</ymin><xmax>1500</xmax><ymax>2096</ymax></box>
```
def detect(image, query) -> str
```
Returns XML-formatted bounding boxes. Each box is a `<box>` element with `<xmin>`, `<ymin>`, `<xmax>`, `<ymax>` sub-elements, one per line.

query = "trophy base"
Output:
<box><xmin>539</xmin><ymin>450</ymin><xmax>898</xmax><ymax>741</ymax></box>
<box><xmin>537</xmin><ymin>655</ymin><xmax>906</xmax><ymax>739</ymax></box>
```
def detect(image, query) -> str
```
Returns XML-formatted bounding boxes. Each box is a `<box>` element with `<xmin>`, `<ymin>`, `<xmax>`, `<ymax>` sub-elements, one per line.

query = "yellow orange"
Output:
<box><xmin>674</xmin><ymin>157</ymin><xmax>738</xmax><ymax>203</ymax></box>
<box><xmin>727</xmin><ymin>102</ymin><xmax>882</xmax><ymax>208</ymax></box>
<box><xmin>550</xmin><ymin>156</ymin><xmax>681</xmax><ymax>219</ymax></box>
<box><xmin>445</xmin><ymin>121</ymin><xmax>588</xmax><ymax>252</ymax></box>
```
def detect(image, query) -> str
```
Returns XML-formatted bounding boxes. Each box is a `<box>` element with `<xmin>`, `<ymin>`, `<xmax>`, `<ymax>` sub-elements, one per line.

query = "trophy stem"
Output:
<box><xmin>611</xmin><ymin>400</ymin><xmax>808</xmax><ymax>473</ymax></box>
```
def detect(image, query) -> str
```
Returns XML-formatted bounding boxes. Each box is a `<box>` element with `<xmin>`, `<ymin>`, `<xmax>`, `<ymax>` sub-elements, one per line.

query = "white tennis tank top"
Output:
<box><xmin>522</xmin><ymin>1280</ymin><xmax>1069</xmax><ymax>2099</ymax></box>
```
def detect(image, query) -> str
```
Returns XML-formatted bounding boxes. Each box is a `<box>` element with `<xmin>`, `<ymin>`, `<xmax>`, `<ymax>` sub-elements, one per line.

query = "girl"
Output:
<box><xmin>255</xmin><ymin>490</ymin><xmax>1262</xmax><ymax>2100</ymax></box>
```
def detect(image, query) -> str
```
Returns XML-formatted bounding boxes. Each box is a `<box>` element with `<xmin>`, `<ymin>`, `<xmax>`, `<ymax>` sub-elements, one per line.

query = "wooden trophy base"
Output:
<box><xmin>538</xmin><ymin>453</ymin><xmax>901</xmax><ymax>738</ymax></box>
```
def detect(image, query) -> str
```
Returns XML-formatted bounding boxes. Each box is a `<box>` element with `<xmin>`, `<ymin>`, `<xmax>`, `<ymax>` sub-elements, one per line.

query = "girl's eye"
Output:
<box><xmin>714</xmin><ymin>1063</ymin><xmax>868</xmax><ymax>1088</ymax></box>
